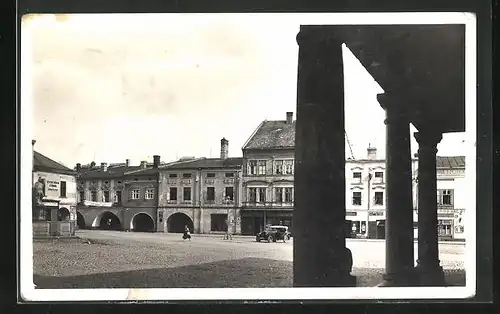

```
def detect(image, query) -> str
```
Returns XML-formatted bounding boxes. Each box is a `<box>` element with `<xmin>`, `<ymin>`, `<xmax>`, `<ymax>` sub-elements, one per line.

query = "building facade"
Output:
<box><xmin>32</xmin><ymin>143</ymin><xmax>78</xmax><ymax>237</ymax></box>
<box><xmin>240</xmin><ymin>112</ymin><xmax>295</xmax><ymax>235</ymax></box>
<box><xmin>75</xmin><ymin>157</ymin><xmax>162</xmax><ymax>232</ymax></box>
<box><xmin>157</xmin><ymin>138</ymin><xmax>244</xmax><ymax>234</ymax></box>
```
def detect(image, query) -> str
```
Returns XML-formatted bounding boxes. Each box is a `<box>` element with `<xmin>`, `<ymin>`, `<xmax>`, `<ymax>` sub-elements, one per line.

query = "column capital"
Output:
<box><xmin>378</xmin><ymin>93</ymin><xmax>410</xmax><ymax>125</ymax></box>
<box><xmin>296</xmin><ymin>29</ymin><xmax>342</xmax><ymax>48</ymax></box>
<box><xmin>414</xmin><ymin>131</ymin><xmax>443</xmax><ymax>148</ymax></box>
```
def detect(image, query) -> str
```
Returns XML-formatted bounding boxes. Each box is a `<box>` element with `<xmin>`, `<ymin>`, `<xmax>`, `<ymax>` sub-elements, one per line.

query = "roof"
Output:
<box><xmin>436</xmin><ymin>156</ymin><xmax>465</xmax><ymax>168</ymax></box>
<box><xmin>243</xmin><ymin>120</ymin><xmax>296</xmax><ymax>150</ymax></box>
<box><xmin>78</xmin><ymin>165</ymin><xmax>144</xmax><ymax>179</ymax></box>
<box><xmin>33</xmin><ymin>151</ymin><xmax>75</xmax><ymax>175</ymax></box>
<box><xmin>161</xmin><ymin>157</ymin><xmax>243</xmax><ymax>170</ymax></box>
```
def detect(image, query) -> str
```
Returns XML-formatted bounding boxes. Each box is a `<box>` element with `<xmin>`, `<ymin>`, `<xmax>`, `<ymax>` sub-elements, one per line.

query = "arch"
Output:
<box><xmin>167</xmin><ymin>212</ymin><xmax>194</xmax><ymax>233</ymax></box>
<box><xmin>57</xmin><ymin>207</ymin><xmax>70</xmax><ymax>221</ymax></box>
<box><xmin>131</xmin><ymin>213</ymin><xmax>155</xmax><ymax>232</ymax></box>
<box><xmin>93</xmin><ymin>211</ymin><xmax>122</xmax><ymax>231</ymax></box>
<box><xmin>76</xmin><ymin>211</ymin><xmax>86</xmax><ymax>229</ymax></box>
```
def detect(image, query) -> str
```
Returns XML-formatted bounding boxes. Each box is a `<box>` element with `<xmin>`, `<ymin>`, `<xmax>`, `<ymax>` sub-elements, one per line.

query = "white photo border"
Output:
<box><xmin>19</xmin><ymin>11</ymin><xmax>477</xmax><ymax>301</ymax></box>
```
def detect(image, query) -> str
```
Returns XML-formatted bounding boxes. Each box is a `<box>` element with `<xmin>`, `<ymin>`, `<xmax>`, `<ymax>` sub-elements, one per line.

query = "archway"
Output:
<box><xmin>131</xmin><ymin>213</ymin><xmax>155</xmax><ymax>232</ymax></box>
<box><xmin>97</xmin><ymin>211</ymin><xmax>121</xmax><ymax>230</ymax></box>
<box><xmin>76</xmin><ymin>211</ymin><xmax>86</xmax><ymax>229</ymax></box>
<box><xmin>167</xmin><ymin>213</ymin><xmax>194</xmax><ymax>233</ymax></box>
<box><xmin>57</xmin><ymin>207</ymin><xmax>70</xmax><ymax>221</ymax></box>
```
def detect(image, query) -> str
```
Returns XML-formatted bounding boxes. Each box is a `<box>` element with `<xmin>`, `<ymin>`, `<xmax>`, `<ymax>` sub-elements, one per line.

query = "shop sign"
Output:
<box><xmin>346</xmin><ymin>211</ymin><xmax>357</xmax><ymax>216</ymax></box>
<box><xmin>369</xmin><ymin>211</ymin><xmax>383</xmax><ymax>216</ymax></box>
<box><xmin>47</xmin><ymin>180</ymin><xmax>59</xmax><ymax>191</ymax></box>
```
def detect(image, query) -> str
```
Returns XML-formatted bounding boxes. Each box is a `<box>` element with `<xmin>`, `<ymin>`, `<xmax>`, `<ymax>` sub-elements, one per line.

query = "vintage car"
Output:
<box><xmin>256</xmin><ymin>225</ymin><xmax>290</xmax><ymax>243</ymax></box>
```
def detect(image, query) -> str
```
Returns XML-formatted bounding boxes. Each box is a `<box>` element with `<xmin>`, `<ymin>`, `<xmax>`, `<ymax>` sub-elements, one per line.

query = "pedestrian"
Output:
<box><xmin>183</xmin><ymin>225</ymin><xmax>191</xmax><ymax>241</ymax></box>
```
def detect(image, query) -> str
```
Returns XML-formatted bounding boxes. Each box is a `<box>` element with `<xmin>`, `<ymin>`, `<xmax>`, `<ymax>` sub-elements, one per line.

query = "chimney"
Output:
<box><xmin>140</xmin><ymin>160</ymin><xmax>147</xmax><ymax>168</ymax></box>
<box><xmin>76</xmin><ymin>163</ymin><xmax>81</xmax><ymax>172</ymax></box>
<box><xmin>32</xmin><ymin>139</ymin><xmax>36</xmax><ymax>147</ymax></box>
<box><xmin>125</xmin><ymin>159</ymin><xmax>130</xmax><ymax>167</ymax></box>
<box><xmin>220</xmin><ymin>138</ymin><xmax>229</xmax><ymax>160</ymax></box>
<box><xmin>367</xmin><ymin>144</ymin><xmax>377</xmax><ymax>160</ymax></box>
<box><xmin>90</xmin><ymin>161</ymin><xmax>96</xmax><ymax>168</ymax></box>
<box><xmin>286</xmin><ymin>112</ymin><xmax>293</xmax><ymax>124</ymax></box>
<box><xmin>101</xmin><ymin>162</ymin><xmax>108</xmax><ymax>172</ymax></box>
<box><xmin>153</xmin><ymin>155</ymin><xmax>160</xmax><ymax>168</ymax></box>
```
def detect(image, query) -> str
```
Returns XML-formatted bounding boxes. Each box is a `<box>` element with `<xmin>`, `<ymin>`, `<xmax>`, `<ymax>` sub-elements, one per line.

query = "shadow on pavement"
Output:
<box><xmin>33</xmin><ymin>258</ymin><xmax>465</xmax><ymax>289</ymax></box>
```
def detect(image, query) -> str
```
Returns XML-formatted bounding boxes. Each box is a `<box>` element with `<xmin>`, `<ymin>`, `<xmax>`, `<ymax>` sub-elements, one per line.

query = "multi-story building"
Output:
<box><xmin>240</xmin><ymin>112</ymin><xmax>295</xmax><ymax>235</ymax></box>
<box><xmin>75</xmin><ymin>157</ymin><xmax>163</xmax><ymax>231</ymax></box>
<box><xmin>157</xmin><ymin>138</ymin><xmax>243</xmax><ymax>234</ymax></box>
<box><xmin>32</xmin><ymin>141</ymin><xmax>77</xmax><ymax>237</ymax></box>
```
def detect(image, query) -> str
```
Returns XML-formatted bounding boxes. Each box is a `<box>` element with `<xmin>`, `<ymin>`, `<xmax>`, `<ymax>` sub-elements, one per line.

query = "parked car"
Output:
<box><xmin>256</xmin><ymin>225</ymin><xmax>290</xmax><ymax>243</ymax></box>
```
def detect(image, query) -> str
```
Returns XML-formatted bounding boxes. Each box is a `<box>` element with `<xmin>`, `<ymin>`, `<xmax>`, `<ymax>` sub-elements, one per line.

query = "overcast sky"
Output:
<box><xmin>23</xmin><ymin>13</ymin><xmax>467</xmax><ymax>167</ymax></box>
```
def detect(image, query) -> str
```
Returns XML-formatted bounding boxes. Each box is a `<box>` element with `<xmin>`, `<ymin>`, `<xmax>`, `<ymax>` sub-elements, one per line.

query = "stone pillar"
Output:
<box><xmin>414</xmin><ymin>130</ymin><xmax>446</xmax><ymax>286</ymax></box>
<box><xmin>378</xmin><ymin>93</ymin><xmax>416</xmax><ymax>286</ymax></box>
<box><xmin>293</xmin><ymin>26</ymin><xmax>355</xmax><ymax>287</ymax></box>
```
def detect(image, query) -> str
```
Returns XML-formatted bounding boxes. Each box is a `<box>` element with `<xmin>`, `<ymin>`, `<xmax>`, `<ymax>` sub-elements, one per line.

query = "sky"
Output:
<box><xmin>23</xmin><ymin>13</ymin><xmax>468</xmax><ymax>168</ymax></box>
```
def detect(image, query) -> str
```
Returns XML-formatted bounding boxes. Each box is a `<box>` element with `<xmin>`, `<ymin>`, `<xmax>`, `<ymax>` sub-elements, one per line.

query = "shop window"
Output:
<box><xmin>211</xmin><ymin>214</ymin><xmax>227</xmax><ymax>232</ymax></box>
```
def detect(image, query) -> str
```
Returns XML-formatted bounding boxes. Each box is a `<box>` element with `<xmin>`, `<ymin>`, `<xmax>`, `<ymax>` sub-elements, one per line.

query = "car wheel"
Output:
<box><xmin>256</xmin><ymin>236</ymin><xmax>260</xmax><ymax>242</ymax></box>
<box><xmin>267</xmin><ymin>235</ymin><xmax>273</xmax><ymax>243</ymax></box>
<box><xmin>283</xmin><ymin>237</ymin><xmax>286</xmax><ymax>243</ymax></box>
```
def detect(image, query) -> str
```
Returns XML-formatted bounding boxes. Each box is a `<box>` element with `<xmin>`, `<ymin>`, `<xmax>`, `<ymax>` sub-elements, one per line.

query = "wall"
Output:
<box><xmin>34</xmin><ymin>171</ymin><xmax>77</xmax><ymax>220</ymax></box>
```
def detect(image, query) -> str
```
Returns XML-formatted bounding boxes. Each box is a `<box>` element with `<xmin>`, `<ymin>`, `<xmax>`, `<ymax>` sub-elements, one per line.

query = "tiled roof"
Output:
<box><xmin>436</xmin><ymin>156</ymin><xmax>465</xmax><ymax>168</ymax></box>
<box><xmin>33</xmin><ymin>151</ymin><xmax>75</xmax><ymax>175</ymax></box>
<box><xmin>243</xmin><ymin>120</ymin><xmax>296</xmax><ymax>150</ymax></box>
<box><xmin>78</xmin><ymin>165</ymin><xmax>143</xmax><ymax>179</ymax></box>
<box><xmin>161</xmin><ymin>157</ymin><xmax>243</xmax><ymax>170</ymax></box>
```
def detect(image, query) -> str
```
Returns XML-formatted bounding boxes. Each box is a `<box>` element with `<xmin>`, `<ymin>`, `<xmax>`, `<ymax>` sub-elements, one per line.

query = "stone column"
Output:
<box><xmin>378</xmin><ymin>93</ymin><xmax>416</xmax><ymax>286</ymax></box>
<box><xmin>293</xmin><ymin>26</ymin><xmax>355</xmax><ymax>287</ymax></box>
<box><xmin>414</xmin><ymin>130</ymin><xmax>446</xmax><ymax>286</ymax></box>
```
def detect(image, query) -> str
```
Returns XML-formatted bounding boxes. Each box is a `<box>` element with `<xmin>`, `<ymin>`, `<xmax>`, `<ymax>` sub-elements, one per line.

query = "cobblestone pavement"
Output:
<box><xmin>32</xmin><ymin>230</ymin><xmax>466</xmax><ymax>288</ymax></box>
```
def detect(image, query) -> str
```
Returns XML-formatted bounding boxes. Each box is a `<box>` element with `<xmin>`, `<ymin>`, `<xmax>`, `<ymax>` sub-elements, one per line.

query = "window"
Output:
<box><xmin>79</xmin><ymin>191</ymin><xmax>85</xmax><ymax>203</ymax></box>
<box><xmin>115</xmin><ymin>191</ymin><xmax>122</xmax><ymax>204</ymax></box>
<box><xmin>257</xmin><ymin>161</ymin><xmax>266</xmax><ymax>175</ymax></box>
<box><xmin>275</xmin><ymin>187</ymin><xmax>283</xmax><ymax>203</ymax></box>
<box><xmin>374</xmin><ymin>171</ymin><xmax>384</xmax><ymax>181</ymax></box>
<box><xmin>169</xmin><ymin>187</ymin><xmax>177</xmax><ymax>201</ymax></box>
<box><xmin>206</xmin><ymin>187</ymin><xmax>215</xmax><ymax>201</ymax></box>
<box><xmin>374</xmin><ymin>191</ymin><xmax>384</xmax><ymax>205</ymax></box>
<box><xmin>183</xmin><ymin>187</ymin><xmax>191</xmax><ymax>201</ymax></box>
<box><xmin>284</xmin><ymin>160</ymin><xmax>294</xmax><ymax>175</ymax></box>
<box><xmin>225</xmin><ymin>172</ymin><xmax>234</xmax><ymax>177</ymax></box>
<box><xmin>207</xmin><ymin>173</ymin><xmax>216</xmax><ymax>178</ymax></box>
<box><xmin>91</xmin><ymin>191</ymin><xmax>97</xmax><ymax>202</ymax></box>
<box><xmin>249</xmin><ymin>160</ymin><xmax>258</xmax><ymax>175</ymax></box>
<box><xmin>352</xmin><ymin>191</ymin><xmax>362</xmax><ymax>205</ymax></box>
<box><xmin>274</xmin><ymin>160</ymin><xmax>284</xmax><ymax>174</ymax></box>
<box><xmin>438</xmin><ymin>189</ymin><xmax>454</xmax><ymax>205</ymax></box>
<box><xmin>353</xmin><ymin>172</ymin><xmax>362</xmax><ymax>181</ymax></box>
<box><xmin>145</xmin><ymin>188</ymin><xmax>154</xmax><ymax>200</ymax></box>
<box><xmin>248</xmin><ymin>188</ymin><xmax>257</xmax><ymax>203</ymax></box>
<box><xmin>130</xmin><ymin>189</ymin><xmax>140</xmax><ymax>200</ymax></box>
<box><xmin>168</xmin><ymin>173</ymin><xmax>178</xmax><ymax>178</ymax></box>
<box><xmin>258</xmin><ymin>188</ymin><xmax>266</xmax><ymax>203</ymax></box>
<box><xmin>182</xmin><ymin>173</ymin><xmax>192</xmax><ymax>178</ymax></box>
<box><xmin>103</xmin><ymin>190</ymin><xmax>110</xmax><ymax>202</ymax></box>
<box><xmin>285</xmin><ymin>187</ymin><xmax>293</xmax><ymax>203</ymax></box>
<box><xmin>225</xmin><ymin>187</ymin><xmax>234</xmax><ymax>201</ymax></box>
<box><xmin>211</xmin><ymin>214</ymin><xmax>228</xmax><ymax>232</ymax></box>
<box><xmin>60</xmin><ymin>181</ymin><xmax>67</xmax><ymax>198</ymax></box>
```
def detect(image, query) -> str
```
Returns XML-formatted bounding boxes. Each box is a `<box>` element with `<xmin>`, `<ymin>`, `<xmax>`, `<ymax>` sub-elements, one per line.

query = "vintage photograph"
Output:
<box><xmin>20</xmin><ymin>12</ymin><xmax>477</xmax><ymax>301</ymax></box>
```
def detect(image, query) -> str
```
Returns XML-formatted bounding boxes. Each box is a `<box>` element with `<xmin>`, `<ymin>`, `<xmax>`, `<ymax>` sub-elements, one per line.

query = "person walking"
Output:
<box><xmin>183</xmin><ymin>225</ymin><xmax>191</xmax><ymax>241</ymax></box>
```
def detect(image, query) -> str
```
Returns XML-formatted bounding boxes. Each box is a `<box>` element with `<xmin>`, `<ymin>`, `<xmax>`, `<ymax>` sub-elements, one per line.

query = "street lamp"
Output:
<box><xmin>223</xmin><ymin>196</ymin><xmax>233</xmax><ymax>240</ymax></box>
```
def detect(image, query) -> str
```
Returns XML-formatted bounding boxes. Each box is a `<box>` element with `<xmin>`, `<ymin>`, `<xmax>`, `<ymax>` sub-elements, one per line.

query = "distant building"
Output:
<box><xmin>240</xmin><ymin>112</ymin><xmax>295</xmax><ymax>235</ymax></box>
<box><xmin>32</xmin><ymin>141</ymin><xmax>77</xmax><ymax>237</ymax></box>
<box><xmin>157</xmin><ymin>138</ymin><xmax>243</xmax><ymax>234</ymax></box>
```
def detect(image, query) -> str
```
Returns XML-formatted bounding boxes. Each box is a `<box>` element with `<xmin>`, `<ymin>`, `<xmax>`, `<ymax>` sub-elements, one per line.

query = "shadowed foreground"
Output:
<box><xmin>34</xmin><ymin>258</ymin><xmax>465</xmax><ymax>289</ymax></box>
